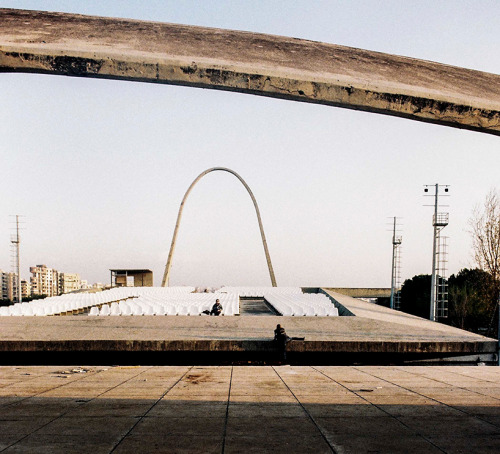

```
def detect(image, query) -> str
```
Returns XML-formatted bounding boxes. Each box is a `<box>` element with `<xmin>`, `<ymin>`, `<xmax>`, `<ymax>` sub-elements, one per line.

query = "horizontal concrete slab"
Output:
<box><xmin>0</xmin><ymin>292</ymin><xmax>495</xmax><ymax>364</ymax></box>
<box><xmin>323</xmin><ymin>287</ymin><xmax>391</xmax><ymax>298</ymax></box>
<box><xmin>1</xmin><ymin>9</ymin><xmax>499</xmax><ymax>135</ymax></box>
<box><xmin>0</xmin><ymin>314</ymin><xmax>495</xmax><ymax>365</ymax></box>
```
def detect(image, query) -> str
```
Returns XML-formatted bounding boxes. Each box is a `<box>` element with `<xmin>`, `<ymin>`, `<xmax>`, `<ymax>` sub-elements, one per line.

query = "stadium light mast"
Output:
<box><xmin>424</xmin><ymin>184</ymin><xmax>449</xmax><ymax>322</ymax></box>
<box><xmin>10</xmin><ymin>215</ymin><xmax>22</xmax><ymax>304</ymax></box>
<box><xmin>389</xmin><ymin>216</ymin><xmax>402</xmax><ymax>310</ymax></box>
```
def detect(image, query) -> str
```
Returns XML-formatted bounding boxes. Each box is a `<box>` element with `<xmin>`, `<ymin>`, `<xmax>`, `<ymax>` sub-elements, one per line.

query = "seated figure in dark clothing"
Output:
<box><xmin>210</xmin><ymin>299</ymin><xmax>223</xmax><ymax>316</ymax></box>
<box><xmin>274</xmin><ymin>324</ymin><xmax>291</xmax><ymax>362</ymax></box>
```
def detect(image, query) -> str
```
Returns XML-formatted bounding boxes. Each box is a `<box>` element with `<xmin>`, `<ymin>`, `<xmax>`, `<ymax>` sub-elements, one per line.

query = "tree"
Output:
<box><xmin>469</xmin><ymin>189</ymin><xmax>500</xmax><ymax>336</ymax></box>
<box><xmin>400</xmin><ymin>269</ymin><xmax>497</xmax><ymax>337</ymax></box>
<box><xmin>400</xmin><ymin>274</ymin><xmax>431</xmax><ymax>319</ymax></box>
<box><xmin>470</xmin><ymin>189</ymin><xmax>500</xmax><ymax>283</ymax></box>
<box><xmin>448</xmin><ymin>268</ymin><xmax>495</xmax><ymax>333</ymax></box>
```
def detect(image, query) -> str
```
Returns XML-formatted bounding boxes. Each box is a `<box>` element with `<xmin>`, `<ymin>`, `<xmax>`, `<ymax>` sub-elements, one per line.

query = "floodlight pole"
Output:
<box><xmin>11</xmin><ymin>215</ymin><xmax>22</xmax><ymax>304</ymax></box>
<box><xmin>390</xmin><ymin>217</ymin><xmax>399</xmax><ymax>310</ymax></box>
<box><xmin>390</xmin><ymin>217</ymin><xmax>396</xmax><ymax>309</ymax></box>
<box><xmin>430</xmin><ymin>184</ymin><xmax>439</xmax><ymax>321</ymax></box>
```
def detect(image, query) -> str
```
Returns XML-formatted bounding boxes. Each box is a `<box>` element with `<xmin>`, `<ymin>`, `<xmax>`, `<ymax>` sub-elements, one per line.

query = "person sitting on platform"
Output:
<box><xmin>274</xmin><ymin>324</ymin><xmax>291</xmax><ymax>362</ymax></box>
<box><xmin>210</xmin><ymin>299</ymin><xmax>223</xmax><ymax>316</ymax></box>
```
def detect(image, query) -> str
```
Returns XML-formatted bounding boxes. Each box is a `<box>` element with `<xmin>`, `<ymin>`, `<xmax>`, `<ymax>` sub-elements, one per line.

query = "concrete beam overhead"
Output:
<box><xmin>1</xmin><ymin>9</ymin><xmax>500</xmax><ymax>135</ymax></box>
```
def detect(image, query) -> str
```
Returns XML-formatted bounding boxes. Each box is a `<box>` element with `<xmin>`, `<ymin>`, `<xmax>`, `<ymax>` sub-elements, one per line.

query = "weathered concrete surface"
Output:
<box><xmin>324</xmin><ymin>289</ymin><xmax>476</xmax><ymax>334</ymax></box>
<box><xmin>323</xmin><ymin>287</ymin><xmax>391</xmax><ymax>298</ymax></box>
<box><xmin>0</xmin><ymin>311</ymin><xmax>495</xmax><ymax>361</ymax></box>
<box><xmin>0</xmin><ymin>365</ymin><xmax>499</xmax><ymax>453</ymax></box>
<box><xmin>1</xmin><ymin>9</ymin><xmax>500</xmax><ymax>135</ymax></box>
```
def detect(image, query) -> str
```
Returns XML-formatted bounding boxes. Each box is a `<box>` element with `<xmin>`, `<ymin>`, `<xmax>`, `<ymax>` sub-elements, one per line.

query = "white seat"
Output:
<box><xmin>30</xmin><ymin>307</ymin><xmax>41</xmax><ymax>316</ymax></box>
<box><xmin>10</xmin><ymin>306</ymin><xmax>22</xmax><ymax>316</ymax></box>
<box><xmin>131</xmin><ymin>305</ymin><xmax>143</xmax><ymax>316</ymax></box>
<box><xmin>154</xmin><ymin>305</ymin><xmax>165</xmax><ymax>316</ymax></box>
<box><xmin>304</xmin><ymin>306</ymin><xmax>314</xmax><ymax>316</ymax></box>
<box><xmin>22</xmin><ymin>306</ymin><xmax>34</xmax><ymax>316</ymax></box>
<box><xmin>100</xmin><ymin>305</ymin><xmax>110</xmax><ymax>316</ymax></box>
<box><xmin>121</xmin><ymin>306</ymin><xmax>132</xmax><ymax>316</ymax></box>
<box><xmin>88</xmin><ymin>306</ymin><xmax>99</xmax><ymax>316</ymax></box>
<box><xmin>316</xmin><ymin>307</ymin><xmax>326</xmax><ymax>316</ymax></box>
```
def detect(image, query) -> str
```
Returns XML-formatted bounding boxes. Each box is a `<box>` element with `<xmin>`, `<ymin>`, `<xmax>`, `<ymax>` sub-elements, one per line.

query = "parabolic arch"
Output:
<box><xmin>161</xmin><ymin>167</ymin><xmax>277</xmax><ymax>287</ymax></box>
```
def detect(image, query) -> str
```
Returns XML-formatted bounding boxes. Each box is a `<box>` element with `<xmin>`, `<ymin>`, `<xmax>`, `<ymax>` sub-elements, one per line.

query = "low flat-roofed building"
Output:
<box><xmin>110</xmin><ymin>269</ymin><xmax>153</xmax><ymax>287</ymax></box>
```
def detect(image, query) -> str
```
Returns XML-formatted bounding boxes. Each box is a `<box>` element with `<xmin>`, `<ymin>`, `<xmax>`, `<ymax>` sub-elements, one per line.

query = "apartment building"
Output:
<box><xmin>30</xmin><ymin>264</ymin><xmax>59</xmax><ymax>297</ymax></box>
<box><xmin>0</xmin><ymin>270</ymin><xmax>8</xmax><ymax>300</ymax></box>
<box><xmin>59</xmin><ymin>273</ymin><xmax>81</xmax><ymax>294</ymax></box>
<box><xmin>21</xmin><ymin>280</ymin><xmax>31</xmax><ymax>299</ymax></box>
<box><xmin>0</xmin><ymin>270</ymin><xmax>19</xmax><ymax>302</ymax></box>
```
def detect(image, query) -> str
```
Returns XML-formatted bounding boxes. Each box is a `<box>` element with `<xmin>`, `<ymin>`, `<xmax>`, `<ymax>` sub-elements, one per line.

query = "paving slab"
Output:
<box><xmin>1</xmin><ymin>365</ymin><xmax>497</xmax><ymax>453</ymax></box>
<box><xmin>112</xmin><ymin>434</ymin><xmax>223</xmax><ymax>454</ymax></box>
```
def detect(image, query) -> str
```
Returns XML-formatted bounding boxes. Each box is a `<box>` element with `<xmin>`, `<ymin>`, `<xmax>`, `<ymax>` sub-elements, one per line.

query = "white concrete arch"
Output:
<box><xmin>161</xmin><ymin>167</ymin><xmax>276</xmax><ymax>287</ymax></box>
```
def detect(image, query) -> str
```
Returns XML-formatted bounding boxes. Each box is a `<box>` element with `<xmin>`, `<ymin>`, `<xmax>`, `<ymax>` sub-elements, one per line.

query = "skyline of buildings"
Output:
<box><xmin>1</xmin><ymin>265</ymin><xmax>98</xmax><ymax>303</ymax></box>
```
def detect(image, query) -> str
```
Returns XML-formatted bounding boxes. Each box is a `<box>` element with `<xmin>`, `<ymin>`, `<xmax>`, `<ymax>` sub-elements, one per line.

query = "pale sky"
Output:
<box><xmin>1</xmin><ymin>1</ymin><xmax>499</xmax><ymax>287</ymax></box>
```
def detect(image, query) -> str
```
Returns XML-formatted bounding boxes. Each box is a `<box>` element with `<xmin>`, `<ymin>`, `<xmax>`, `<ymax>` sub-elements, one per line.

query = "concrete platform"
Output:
<box><xmin>1</xmin><ymin>9</ymin><xmax>499</xmax><ymax>135</ymax></box>
<box><xmin>0</xmin><ymin>290</ymin><xmax>495</xmax><ymax>365</ymax></box>
<box><xmin>0</xmin><ymin>365</ymin><xmax>499</xmax><ymax>453</ymax></box>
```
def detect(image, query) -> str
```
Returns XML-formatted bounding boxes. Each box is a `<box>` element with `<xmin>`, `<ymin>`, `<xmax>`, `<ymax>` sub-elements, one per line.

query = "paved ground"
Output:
<box><xmin>0</xmin><ymin>365</ymin><xmax>499</xmax><ymax>453</ymax></box>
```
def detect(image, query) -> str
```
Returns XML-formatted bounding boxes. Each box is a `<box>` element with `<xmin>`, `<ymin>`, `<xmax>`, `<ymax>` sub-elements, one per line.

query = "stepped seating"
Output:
<box><xmin>218</xmin><ymin>287</ymin><xmax>302</xmax><ymax>298</ymax></box>
<box><xmin>86</xmin><ymin>290</ymin><xmax>239</xmax><ymax>317</ymax></box>
<box><xmin>264</xmin><ymin>293</ymin><xmax>338</xmax><ymax>316</ymax></box>
<box><xmin>0</xmin><ymin>286</ymin><xmax>195</xmax><ymax>317</ymax></box>
<box><xmin>2</xmin><ymin>286</ymin><xmax>337</xmax><ymax>317</ymax></box>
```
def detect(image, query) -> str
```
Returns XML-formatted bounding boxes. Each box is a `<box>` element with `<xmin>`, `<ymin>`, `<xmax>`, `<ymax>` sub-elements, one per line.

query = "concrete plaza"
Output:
<box><xmin>1</xmin><ymin>365</ymin><xmax>499</xmax><ymax>453</ymax></box>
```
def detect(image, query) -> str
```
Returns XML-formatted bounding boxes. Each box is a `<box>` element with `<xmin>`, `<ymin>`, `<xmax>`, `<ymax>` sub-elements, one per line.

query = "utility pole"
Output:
<box><xmin>10</xmin><ymin>215</ymin><xmax>22</xmax><ymax>304</ymax></box>
<box><xmin>389</xmin><ymin>217</ymin><xmax>402</xmax><ymax>310</ymax></box>
<box><xmin>424</xmin><ymin>184</ymin><xmax>449</xmax><ymax>322</ymax></box>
